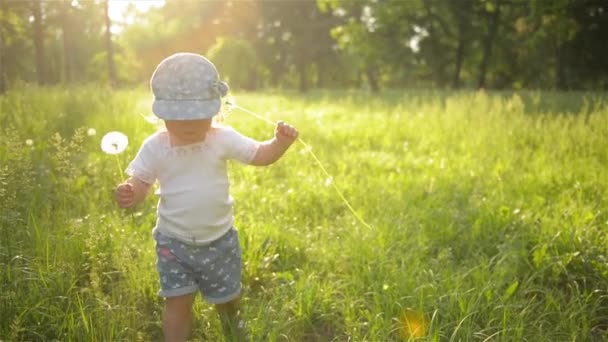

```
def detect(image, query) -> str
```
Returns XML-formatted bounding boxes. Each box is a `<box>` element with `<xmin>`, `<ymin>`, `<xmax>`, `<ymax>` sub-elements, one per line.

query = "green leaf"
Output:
<box><xmin>485</xmin><ymin>1</ymin><xmax>495</xmax><ymax>13</ymax></box>
<box><xmin>502</xmin><ymin>281</ymin><xmax>519</xmax><ymax>301</ymax></box>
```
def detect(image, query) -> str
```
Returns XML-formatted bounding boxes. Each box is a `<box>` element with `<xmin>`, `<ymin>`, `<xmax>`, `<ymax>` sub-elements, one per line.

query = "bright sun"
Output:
<box><xmin>107</xmin><ymin>0</ymin><xmax>165</xmax><ymax>33</ymax></box>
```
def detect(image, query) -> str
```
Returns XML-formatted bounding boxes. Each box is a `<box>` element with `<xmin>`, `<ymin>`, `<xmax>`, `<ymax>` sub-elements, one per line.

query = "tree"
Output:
<box><xmin>448</xmin><ymin>0</ymin><xmax>474</xmax><ymax>88</ymax></box>
<box><xmin>477</xmin><ymin>0</ymin><xmax>502</xmax><ymax>89</ymax></box>
<box><xmin>1</xmin><ymin>0</ymin><xmax>607</xmax><ymax>90</ymax></box>
<box><xmin>103</xmin><ymin>0</ymin><xmax>117</xmax><ymax>87</ymax></box>
<box><xmin>207</xmin><ymin>37</ymin><xmax>260</xmax><ymax>90</ymax></box>
<box><xmin>322</xmin><ymin>0</ymin><xmax>392</xmax><ymax>91</ymax></box>
<box><xmin>57</xmin><ymin>1</ymin><xmax>74</xmax><ymax>83</ymax></box>
<box><xmin>0</xmin><ymin>0</ymin><xmax>6</xmax><ymax>93</ymax></box>
<box><xmin>31</xmin><ymin>0</ymin><xmax>47</xmax><ymax>85</ymax></box>
<box><xmin>254</xmin><ymin>0</ymin><xmax>338</xmax><ymax>91</ymax></box>
<box><xmin>561</xmin><ymin>0</ymin><xmax>608</xmax><ymax>88</ymax></box>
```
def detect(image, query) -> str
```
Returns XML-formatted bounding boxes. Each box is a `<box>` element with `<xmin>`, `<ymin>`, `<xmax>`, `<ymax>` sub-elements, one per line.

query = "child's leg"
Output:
<box><xmin>163</xmin><ymin>293</ymin><xmax>196</xmax><ymax>342</ymax></box>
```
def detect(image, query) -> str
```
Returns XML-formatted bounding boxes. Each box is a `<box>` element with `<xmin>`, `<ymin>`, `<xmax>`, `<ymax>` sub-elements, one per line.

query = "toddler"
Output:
<box><xmin>114</xmin><ymin>52</ymin><xmax>298</xmax><ymax>341</ymax></box>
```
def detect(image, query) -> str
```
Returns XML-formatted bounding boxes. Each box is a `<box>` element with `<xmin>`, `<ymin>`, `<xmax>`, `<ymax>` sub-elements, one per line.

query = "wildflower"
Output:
<box><xmin>87</xmin><ymin>128</ymin><xmax>97</xmax><ymax>136</ymax></box>
<box><xmin>101</xmin><ymin>131</ymin><xmax>128</xmax><ymax>155</ymax></box>
<box><xmin>25</xmin><ymin>139</ymin><xmax>33</xmax><ymax>146</ymax></box>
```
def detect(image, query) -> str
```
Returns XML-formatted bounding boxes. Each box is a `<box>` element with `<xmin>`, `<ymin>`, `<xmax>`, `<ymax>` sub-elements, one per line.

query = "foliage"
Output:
<box><xmin>3</xmin><ymin>0</ymin><xmax>607</xmax><ymax>92</ymax></box>
<box><xmin>207</xmin><ymin>37</ymin><xmax>260</xmax><ymax>90</ymax></box>
<box><xmin>86</xmin><ymin>48</ymin><xmax>144</xmax><ymax>86</ymax></box>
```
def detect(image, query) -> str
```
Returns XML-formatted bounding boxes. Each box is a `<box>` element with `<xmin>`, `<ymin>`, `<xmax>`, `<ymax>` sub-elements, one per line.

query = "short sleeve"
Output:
<box><xmin>216</xmin><ymin>126</ymin><xmax>260</xmax><ymax>164</ymax></box>
<box><xmin>125</xmin><ymin>135</ymin><xmax>159</xmax><ymax>184</ymax></box>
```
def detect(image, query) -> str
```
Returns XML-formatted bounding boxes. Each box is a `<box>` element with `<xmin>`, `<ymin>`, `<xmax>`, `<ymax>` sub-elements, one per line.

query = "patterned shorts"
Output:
<box><xmin>154</xmin><ymin>227</ymin><xmax>242</xmax><ymax>304</ymax></box>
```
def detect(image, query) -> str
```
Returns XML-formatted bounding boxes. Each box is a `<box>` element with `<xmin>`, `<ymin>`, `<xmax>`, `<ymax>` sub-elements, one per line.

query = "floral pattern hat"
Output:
<box><xmin>150</xmin><ymin>52</ymin><xmax>229</xmax><ymax>120</ymax></box>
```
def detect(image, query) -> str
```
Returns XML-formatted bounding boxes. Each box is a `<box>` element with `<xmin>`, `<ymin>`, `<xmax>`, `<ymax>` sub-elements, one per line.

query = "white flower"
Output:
<box><xmin>100</xmin><ymin>131</ymin><xmax>128</xmax><ymax>155</ymax></box>
<box><xmin>87</xmin><ymin>128</ymin><xmax>96</xmax><ymax>136</ymax></box>
<box><xmin>25</xmin><ymin>139</ymin><xmax>33</xmax><ymax>146</ymax></box>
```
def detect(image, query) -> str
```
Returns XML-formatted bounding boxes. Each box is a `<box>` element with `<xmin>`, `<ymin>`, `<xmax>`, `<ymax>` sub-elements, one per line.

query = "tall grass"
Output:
<box><xmin>1</xmin><ymin>86</ymin><xmax>607</xmax><ymax>341</ymax></box>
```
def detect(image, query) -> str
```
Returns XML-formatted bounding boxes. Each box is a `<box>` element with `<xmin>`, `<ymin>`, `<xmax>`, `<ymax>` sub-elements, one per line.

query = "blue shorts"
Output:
<box><xmin>154</xmin><ymin>227</ymin><xmax>242</xmax><ymax>304</ymax></box>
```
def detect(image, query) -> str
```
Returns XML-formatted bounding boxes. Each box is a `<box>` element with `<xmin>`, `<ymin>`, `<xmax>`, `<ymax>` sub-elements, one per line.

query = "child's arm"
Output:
<box><xmin>250</xmin><ymin>121</ymin><xmax>299</xmax><ymax>166</ymax></box>
<box><xmin>114</xmin><ymin>177</ymin><xmax>152</xmax><ymax>208</ymax></box>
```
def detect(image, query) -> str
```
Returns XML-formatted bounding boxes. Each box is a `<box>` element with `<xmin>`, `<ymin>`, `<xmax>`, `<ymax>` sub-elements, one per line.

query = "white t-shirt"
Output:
<box><xmin>126</xmin><ymin>125</ymin><xmax>260</xmax><ymax>244</ymax></box>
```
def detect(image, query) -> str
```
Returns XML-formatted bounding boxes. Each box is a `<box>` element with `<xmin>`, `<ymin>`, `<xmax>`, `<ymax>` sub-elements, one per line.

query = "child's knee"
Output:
<box><xmin>165</xmin><ymin>293</ymin><xmax>196</xmax><ymax>313</ymax></box>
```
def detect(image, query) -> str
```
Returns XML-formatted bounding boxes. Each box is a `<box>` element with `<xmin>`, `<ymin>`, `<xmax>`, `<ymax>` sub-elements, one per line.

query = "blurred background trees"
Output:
<box><xmin>1</xmin><ymin>0</ymin><xmax>607</xmax><ymax>93</ymax></box>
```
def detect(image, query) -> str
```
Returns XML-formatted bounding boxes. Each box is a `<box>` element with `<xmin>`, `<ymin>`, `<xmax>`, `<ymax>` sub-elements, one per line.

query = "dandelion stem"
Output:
<box><xmin>233</xmin><ymin>104</ymin><xmax>276</xmax><ymax>126</ymax></box>
<box><xmin>114</xmin><ymin>153</ymin><xmax>134</xmax><ymax>223</ymax></box>
<box><xmin>233</xmin><ymin>103</ymin><xmax>372</xmax><ymax>230</ymax></box>
<box><xmin>297</xmin><ymin>138</ymin><xmax>372</xmax><ymax>230</ymax></box>
<box><xmin>115</xmin><ymin>155</ymin><xmax>125</xmax><ymax>181</ymax></box>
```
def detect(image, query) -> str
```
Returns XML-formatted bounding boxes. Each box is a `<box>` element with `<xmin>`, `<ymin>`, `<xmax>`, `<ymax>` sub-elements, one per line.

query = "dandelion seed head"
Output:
<box><xmin>87</xmin><ymin>128</ymin><xmax>97</xmax><ymax>136</ymax></box>
<box><xmin>25</xmin><ymin>139</ymin><xmax>34</xmax><ymax>146</ymax></box>
<box><xmin>300</xmin><ymin>145</ymin><xmax>313</xmax><ymax>154</ymax></box>
<box><xmin>101</xmin><ymin>131</ymin><xmax>129</xmax><ymax>155</ymax></box>
<box><xmin>224</xmin><ymin>97</ymin><xmax>236</xmax><ymax>113</ymax></box>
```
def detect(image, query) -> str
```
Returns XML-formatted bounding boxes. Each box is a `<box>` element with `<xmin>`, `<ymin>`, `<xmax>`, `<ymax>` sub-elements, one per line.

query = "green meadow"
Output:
<box><xmin>1</xmin><ymin>87</ymin><xmax>607</xmax><ymax>341</ymax></box>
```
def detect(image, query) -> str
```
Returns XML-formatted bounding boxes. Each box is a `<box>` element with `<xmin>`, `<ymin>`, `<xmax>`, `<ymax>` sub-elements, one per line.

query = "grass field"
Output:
<box><xmin>1</xmin><ymin>87</ymin><xmax>607</xmax><ymax>341</ymax></box>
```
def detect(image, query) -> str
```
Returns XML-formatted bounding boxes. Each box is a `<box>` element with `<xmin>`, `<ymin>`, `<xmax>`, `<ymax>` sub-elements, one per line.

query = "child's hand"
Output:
<box><xmin>275</xmin><ymin>121</ymin><xmax>299</xmax><ymax>145</ymax></box>
<box><xmin>115</xmin><ymin>183</ymin><xmax>135</xmax><ymax>208</ymax></box>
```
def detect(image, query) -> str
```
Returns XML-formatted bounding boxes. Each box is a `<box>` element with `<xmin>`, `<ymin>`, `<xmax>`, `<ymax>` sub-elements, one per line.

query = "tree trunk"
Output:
<box><xmin>32</xmin><ymin>0</ymin><xmax>47</xmax><ymax>85</ymax></box>
<box><xmin>316</xmin><ymin>63</ymin><xmax>324</xmax><ymax>89</ymax></box>
<box><xmin>453</xmin><ymin>37</ymin><xmax>465</xmax><ymax>89</ymax></box>
<box><xmin>0</xmin><ymin>0</ymin><xmax>6</xmax><ymax>93</ymax></box>
<box><xmin>103</xmin><ymin>0</ymin><xmax>118</xmax><ymax>87</ymax></box>
<box><xmin>247</xmin><ymin>69</ymin><xmax>257</xmax><ymax>91</ymax></box>
<box><xmin>366</xmin><ymin>65</ymin><xmax>379</xmax><ymax>93</ymax></box>
<box><xmin>555</xmin><ymin>30</ymin><xmax>567</xmax><ymax>90</ymax></box>
<box><xmin>271</xmin><ymin>69</ymin><xmax>280</xmax><ymax>88</ymax></box>
<box><xmin>423</xmin><ymin>1</ymin><xmax>450</xmax><ymax>87</ymax></box>
<box><xmin>0</xmin><ymin>34</ymin><xmax>4</xmax><ymax>94</ymax></box>
<box><xmin>477</xmin><ymin>0</ymin><xmax>501</xmax><ymax>89</ymax></box>
<box><xmin>298</xmin><ymin>62</ymin><xmax>308</xmax><ymax>93</ymax></box>
<box><xmin>61</xmin><ymin>2</ymin><xmax>73</xmax><ymax>83</ymax></box>
<box><xmin>451</xmin><ymin>2</ymin><xmax>471</xmax><ymax>89</ymax></box>
<box><xmin>556</xmin><ymin>47</ymin><xmax>566</xmax><ymax>90</ymax></box>
<box><xmin>355</xmin><ymin>70</ymin><xmax>362</xmax><ymax>89</ymax></box>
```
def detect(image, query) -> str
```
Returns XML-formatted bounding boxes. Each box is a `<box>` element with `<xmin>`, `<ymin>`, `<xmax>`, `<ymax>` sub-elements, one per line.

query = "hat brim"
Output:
<box><xmin>152</xmin><ymin>98</ymin><xmax>220</xmax><ymax>120</ymax></box>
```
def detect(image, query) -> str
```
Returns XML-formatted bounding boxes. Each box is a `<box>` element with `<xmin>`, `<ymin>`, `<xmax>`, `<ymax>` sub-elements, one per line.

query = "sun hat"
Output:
<box><xmin>150</xmin><ymin>52</ymin><xmax>229</xmax><ymax>120</ymax></box>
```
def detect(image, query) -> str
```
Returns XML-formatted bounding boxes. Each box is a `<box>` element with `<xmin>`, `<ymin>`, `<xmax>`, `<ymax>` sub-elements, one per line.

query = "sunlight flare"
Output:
<box><xmin>400</xmin><ymin>309</ymin><xmax>427</xmax><ymax>339</ymax></box>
